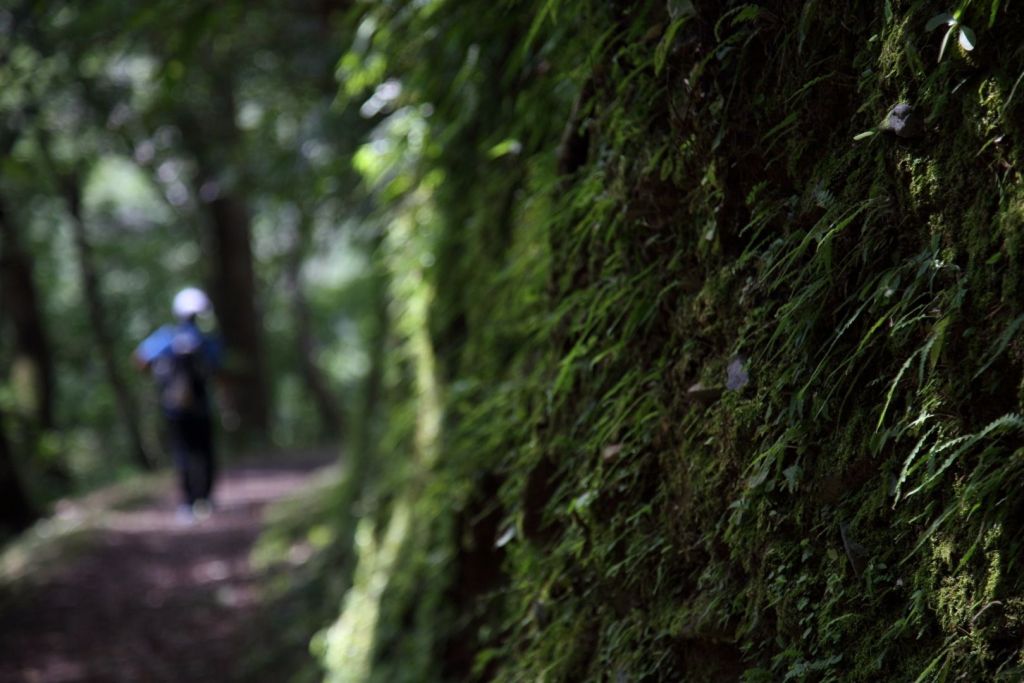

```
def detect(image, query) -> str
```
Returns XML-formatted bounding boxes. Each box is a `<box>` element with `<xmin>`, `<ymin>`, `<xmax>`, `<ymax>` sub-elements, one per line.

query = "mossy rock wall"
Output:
<box><xmin>323</xmin><ymin>1</ymin><xmax>1024</xmax><ymax>681</ymax></box>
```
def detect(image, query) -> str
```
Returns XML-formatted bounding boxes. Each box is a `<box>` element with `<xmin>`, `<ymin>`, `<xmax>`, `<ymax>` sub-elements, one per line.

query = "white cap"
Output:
<box><xmin>172</xmin><ymin>287</ymin><xmax>211</xmax><ymax>320</ymax></box>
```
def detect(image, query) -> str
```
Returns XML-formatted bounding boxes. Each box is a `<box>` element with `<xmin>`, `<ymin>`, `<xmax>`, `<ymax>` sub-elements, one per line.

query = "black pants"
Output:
<box><xmin>167</xmin><ymin>413</ymin><xmax>215</xmax><ymax>506</ymax></box>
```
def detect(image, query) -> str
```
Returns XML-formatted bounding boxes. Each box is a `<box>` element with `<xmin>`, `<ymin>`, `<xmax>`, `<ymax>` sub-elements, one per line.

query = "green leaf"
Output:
<box><xmin>760</xmin><ymin>111</ymin><xmax>798</xmax><ymax>147</ymax></box>
<box><xmin>877</xmin><ymin>348</ymin><xmax>921</xmax><ymax>430</ymax></box>
<box><xmin>666</xmin><ymin>0</ymin><xmax>695</xmax><ymax>21</ymax></box>
<box><xmin>958</xmin><ymin>25</ymin><xmax>977</xmax><ymax>51</ymax></box>
<box><xmin>853</xmin><ymin>130</ymin><xmax>876</xmax><ymax>140</ymax></box>
<box><xmin>487</xmin><ymin>139</ymin><xmax>523</xmax><ymax>159</ymax></box>
<box><xmin>910</xmin><ymin>414</ymin><xmax>1024</xmax><ymax>495</ymax></box>
<box><xmin>928</xmin><ymin>316</ymin><xmax>951</xmax><ymax>370</ymax></box>
<box><xmin>925</xmin><ymin>12</ymin><xmax>955</xmax><ymax>31</ymax></box>
<box><xmin>972</xmin><ymin>314</ymin><xmax>1024</xmax><ymax>380</ymax></box>
<box><xmin>523</xmin><ymin>0</ymin><xmax>559</xmax><ymax>54</ymax></box>
<box><xmin>990</xmin><ymin>0</ymin><xmax>1002</xmax><ymax>26</ymax></box>
<box><xmin>893</xmin><ymin>423</ymin><xmax>938</xmax><ymax>503</ymax></box>
<box><xmin>1003</xmin><ymin>68</ymin><xmax>1024</xmax><ymax>113</ymax></box>
<box><xmin>938</xmin><ymin>24</ymin><xmax>957</xmax><ymax>62</ymax></box>
<box><xmin>734</xmin><ymin>5</ymin><xmax>762</xmax><ymax>23</ymax></box>
<box><xmin>655</xmin><ymin>16</ymin><xmax>691</xmax><ymax>75</ymax></box>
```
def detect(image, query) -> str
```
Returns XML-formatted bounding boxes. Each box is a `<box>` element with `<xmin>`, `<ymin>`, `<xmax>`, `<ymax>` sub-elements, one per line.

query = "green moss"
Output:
<box><xmin>302</xmin><ymin>1</ymin><xmax>1024</xmax><ymax>681</ymax></box>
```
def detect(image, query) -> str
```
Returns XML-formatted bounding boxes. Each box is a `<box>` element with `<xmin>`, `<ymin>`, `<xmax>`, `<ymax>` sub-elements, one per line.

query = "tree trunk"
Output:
<box><xmin>0</xmin><ymin>196</ymin><xmax>56</xmax><ymax>431</ymax></box>
<box><xmin>36</xmin><ymin>138</ymin><xmax>154</xmax><ymax>471</ymax></box>
<box><xmin>67</xmin><ymin>190</ymin><xmax>152</xmax><ymax>470</ymax></box>
<box><xmin>206</xmin><ymin>195</ymin><xmax>271</xmax><ymax>440</ymax></box>
<box><xmin>0</xmin><ymin>410</ymin><xmax>37</xmax><ymax>535</ymax></box>
<box><xmin>174</xmin><ymin>96</ymin><xmax>272</xmax><ymax>442</ymax></box>
<box><xmin>285</xmin><ymin>216</ymin><xmax>343</xmax><ymax>439</ymax></box>
<box><xmin>0</xmin><ymin>195</ymin><xmax>71</xmax><ymax>488</ymax></box>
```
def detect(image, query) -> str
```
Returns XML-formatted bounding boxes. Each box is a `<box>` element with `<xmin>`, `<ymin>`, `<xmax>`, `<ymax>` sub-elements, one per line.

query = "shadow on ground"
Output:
<box><xmin>0</xmin><ymin>456</ymin><xmax>332</xmax><ymax>683</ymax></box>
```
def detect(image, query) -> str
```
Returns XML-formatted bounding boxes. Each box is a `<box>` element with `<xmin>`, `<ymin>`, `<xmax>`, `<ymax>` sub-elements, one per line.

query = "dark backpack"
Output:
<box><xmin>160</xmin><ymin>330</ymin><xmax>209</xmax><ymax>413</ymax></box>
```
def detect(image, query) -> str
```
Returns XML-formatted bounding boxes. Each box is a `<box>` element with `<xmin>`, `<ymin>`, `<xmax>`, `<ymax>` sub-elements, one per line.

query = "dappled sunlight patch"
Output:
<box><xmin>0</xmin><ymin>515</ymin><xmax>94</xmax><ymax>586</ymax></box>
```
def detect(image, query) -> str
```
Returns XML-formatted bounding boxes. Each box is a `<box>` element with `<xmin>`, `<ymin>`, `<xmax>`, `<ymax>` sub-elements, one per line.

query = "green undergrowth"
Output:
<box><xmin>241</xmin><ymin>463</ymin><xmax>350</xmax><ymax>683</ymax></box>
<box><xmin>300</xmin><ymin>0</ymin><xmax>1024</xmax><ymax>681</ymax></box>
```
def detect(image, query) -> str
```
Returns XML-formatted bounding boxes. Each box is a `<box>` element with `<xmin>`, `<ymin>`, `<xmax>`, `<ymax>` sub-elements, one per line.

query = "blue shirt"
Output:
<box><xmin>136</xmin><ymin>322</ymin><xmax>222</xmax><ymax>416</ymax></box>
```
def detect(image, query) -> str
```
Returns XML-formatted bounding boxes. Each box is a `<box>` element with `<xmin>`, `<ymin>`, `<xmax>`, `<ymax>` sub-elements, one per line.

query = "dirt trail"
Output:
<box><xmin>0</xmin><ymin>459</ymin><xmax>329</xmax><ymax>683</ymax></box>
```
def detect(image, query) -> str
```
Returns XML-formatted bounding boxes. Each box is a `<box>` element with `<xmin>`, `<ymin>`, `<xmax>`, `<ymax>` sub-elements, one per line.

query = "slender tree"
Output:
<box><xmin>0</xmin><ymin>195</ymin><xmax>56</xmax><ymax>433</ymax></box>
<box><xmin>0</xmin><ymin>123</ymin><xmax>56</xmax><ymax>432</ymax></box>
<box><xmin>173</xmin><ymin>83</ymin><xmax>272</xmax><ymax>440</ymax></box>
<box><xmin>36</xmin><ymin>134</ymin><xmax>153</xmax><ymax>470</ymax></box>
<box><xmin>204</xmin><ymin>194</ymin><xmax>271</xmax><ymax>438</ymax></box>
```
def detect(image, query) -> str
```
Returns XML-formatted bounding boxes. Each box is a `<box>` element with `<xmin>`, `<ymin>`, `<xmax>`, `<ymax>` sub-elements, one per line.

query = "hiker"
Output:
<box><xmin>134</xmin><ymin>287</ymin><xmax>223</xmax><ymax>520</ymax></box>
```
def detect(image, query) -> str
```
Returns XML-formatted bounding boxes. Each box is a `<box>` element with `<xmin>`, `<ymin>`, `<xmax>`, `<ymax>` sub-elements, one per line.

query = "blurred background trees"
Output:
<box><xmin>0</xmin><ymin>0</ymin><xmax>373</xmax><ymax>525</ymax></box>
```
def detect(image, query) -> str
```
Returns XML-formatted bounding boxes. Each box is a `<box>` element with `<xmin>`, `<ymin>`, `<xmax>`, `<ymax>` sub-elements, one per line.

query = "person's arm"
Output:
<box><xmin>135</xmin><ymin>326</ymin><xmax>173</xmax><ymax>372</ymax></box>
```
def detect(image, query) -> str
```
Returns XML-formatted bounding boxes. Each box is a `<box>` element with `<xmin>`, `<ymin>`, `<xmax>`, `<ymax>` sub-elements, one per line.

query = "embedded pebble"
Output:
<box><xmin>726</xmin><ymin>356</ymin><xmax>749</xmax><ymax>391</ymax></box>
<box><xmin>882</xmin><ymin>103</ymin><xmax>924</xmax><ymax>139</ymax></box>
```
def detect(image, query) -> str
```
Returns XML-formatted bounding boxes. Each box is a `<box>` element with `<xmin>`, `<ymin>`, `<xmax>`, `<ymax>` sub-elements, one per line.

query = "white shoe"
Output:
<box><xmin>176</xmin><ymin>504</ymin><xmax>195</xmax><ymax>524</ymax></box>
<box><xmin>192</xmin><ymin>499</ymin><xmax>213</xmax><ymax>521</ymax></box>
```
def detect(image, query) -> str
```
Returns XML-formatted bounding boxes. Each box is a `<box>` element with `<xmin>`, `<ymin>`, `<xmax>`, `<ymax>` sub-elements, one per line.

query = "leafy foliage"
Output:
<box><xmin>0</xmin><ymin>0</ymin><xmax>373</xmax><ymax>494</ymax></box>
<box><xmin>307</xmin><ymin>0</ymin><xmax>1024</xmax><ymax>681</ymax></box>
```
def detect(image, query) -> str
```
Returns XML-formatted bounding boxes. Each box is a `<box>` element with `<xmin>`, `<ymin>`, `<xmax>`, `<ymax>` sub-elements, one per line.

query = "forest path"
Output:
<box><xmin>0</xmin><ymin>457</ymin><xmax>332</xmax><ymax>683</ymax></box>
